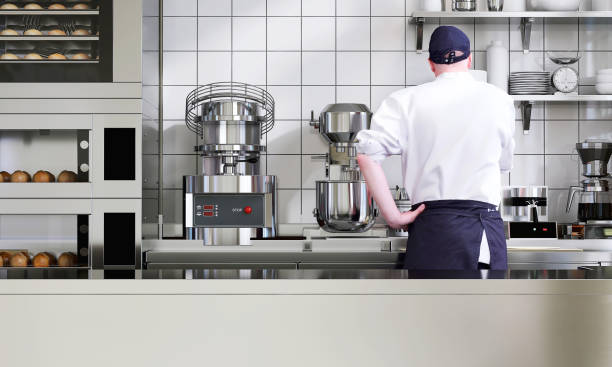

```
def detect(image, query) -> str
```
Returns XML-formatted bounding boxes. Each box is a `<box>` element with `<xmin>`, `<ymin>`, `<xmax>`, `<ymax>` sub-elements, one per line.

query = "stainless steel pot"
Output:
<box><xmin>314</xmin><ymin>180</ymin><xmax>377</xmax><ymax>233</ymax></box>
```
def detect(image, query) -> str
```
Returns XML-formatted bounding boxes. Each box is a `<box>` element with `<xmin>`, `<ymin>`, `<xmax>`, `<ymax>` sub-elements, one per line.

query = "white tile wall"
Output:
<box><xmin>143</xmin><ymin>0</ymin><xmax>612</xmax><ymax>235</ymax></box>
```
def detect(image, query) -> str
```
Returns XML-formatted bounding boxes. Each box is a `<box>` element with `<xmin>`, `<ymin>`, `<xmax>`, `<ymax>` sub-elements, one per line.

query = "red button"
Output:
<box><xmin>244</xmin><ymin>206</ymin><xmax>252</xmax><ymax>214</ymax></box>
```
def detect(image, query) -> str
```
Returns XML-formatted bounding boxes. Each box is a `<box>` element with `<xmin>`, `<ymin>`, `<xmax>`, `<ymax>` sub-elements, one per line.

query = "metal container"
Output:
<box><xmin>576</xmin><ymin>141</ymin><xmax>612</xmax><ymax>178</ymax></box>
<box><xmin>487</xmin><ymin>0</ymin><xmax>503</xmax><ymax>11</ymax></box>
<box><xmin>312</xmin><ymin>103</ymin><xmax>372</xmax><ymax>145</ymax></box>
<box><xmin>314</xmin><ymin>181</ymin><xmax>377</xmax><ymax>233</ymax></box>
<box><xmin>453</xmin><ymin>0</ymin><xmax>477</xmax><ymax>11</ymax></box>
<box><xmin>184</xmin><ymin>175</ymin><xmax>277</xmax><ymax>245</ymax></box>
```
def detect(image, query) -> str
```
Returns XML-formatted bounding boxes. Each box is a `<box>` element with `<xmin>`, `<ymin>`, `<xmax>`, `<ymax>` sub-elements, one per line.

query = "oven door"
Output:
<box><xmin>0</xmin><ymin>0</ymin><xmax>113</xmax><ymax>82</ymax></box>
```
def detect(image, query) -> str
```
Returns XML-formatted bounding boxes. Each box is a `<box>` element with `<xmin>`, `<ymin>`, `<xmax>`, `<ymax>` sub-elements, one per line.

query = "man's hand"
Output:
<box><xmin>358</xmin><ymin>154</ymin><xmax>426</xmax><ymax>229</ymax></box>
<box><xmin>387</xmin><ymin>204</ymin><xmax>426</xmax><ymax>229</ymax></box>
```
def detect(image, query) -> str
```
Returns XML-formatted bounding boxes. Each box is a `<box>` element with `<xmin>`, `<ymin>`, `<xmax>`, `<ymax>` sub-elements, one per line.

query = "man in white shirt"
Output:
<box><xmin>356</xmin><ymin>26</ymin><xmax>515</xmax><ymax>270</ymax></box>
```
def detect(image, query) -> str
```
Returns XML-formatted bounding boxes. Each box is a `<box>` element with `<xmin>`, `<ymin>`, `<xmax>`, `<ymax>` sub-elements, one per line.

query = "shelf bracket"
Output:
<box><xmin>520</xmin><ymin>101</ymin><xmax>533</xmax><ymax>134</ymax></box>
<box><xmin>520</xmin><ymin>17</ymin><xmax>535</xmax><ymax>53</ymax></box>
<box><xmin>416</xmin><ymin>17</ymin><xmax>425</xmax><ymax>54</ymax></box>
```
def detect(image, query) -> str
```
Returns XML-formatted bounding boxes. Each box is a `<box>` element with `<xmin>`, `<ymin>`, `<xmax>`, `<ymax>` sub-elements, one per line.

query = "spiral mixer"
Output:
<box><xmin>183</xmin><ymin>83</ymin><xmax>277</xmax><ymax>245</ymax></box>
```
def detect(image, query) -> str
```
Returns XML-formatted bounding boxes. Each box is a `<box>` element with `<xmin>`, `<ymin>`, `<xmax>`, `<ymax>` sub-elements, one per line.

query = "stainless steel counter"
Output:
<box><xmin>142</xmin><ymin>267</ymin><xmax>612</xmax><ymax>280</ymax></box>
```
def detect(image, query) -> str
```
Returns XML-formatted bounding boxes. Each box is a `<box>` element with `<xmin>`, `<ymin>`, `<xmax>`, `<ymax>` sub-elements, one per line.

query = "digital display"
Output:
<box><xmin>603</xmin><ymin>228</ymin><xmax>612</xmax><ymax>237</ymax></box>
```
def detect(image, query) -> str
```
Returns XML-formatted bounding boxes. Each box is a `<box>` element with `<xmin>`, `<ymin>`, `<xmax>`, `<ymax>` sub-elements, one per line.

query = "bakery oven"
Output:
<box><xmin>0</xmin><ymin>112</ymin><xmax>142</xmax><ymax>279</ymax></box>
<box><xmin>0</xmin><ymin>0</ymin><xmax>114</xmax><ymax>82</ymax></box>
<box><xmin>0</xmin><ymin>199</ymin><xmax>142</xmax><ymax>279</ymax></box>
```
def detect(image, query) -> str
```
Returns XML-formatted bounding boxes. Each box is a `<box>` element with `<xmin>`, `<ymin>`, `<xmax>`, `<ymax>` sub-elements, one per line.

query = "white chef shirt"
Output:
<box><xmin>356</xmin><ymin>71</ymin><xmax>516</xmax><ymax>264</ymax></box>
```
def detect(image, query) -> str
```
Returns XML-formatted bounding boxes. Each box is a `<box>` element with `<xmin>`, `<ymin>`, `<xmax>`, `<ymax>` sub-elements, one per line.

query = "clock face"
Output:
<box><xmin>552</xmin><ymin>67</ymin><xmax>579</xmax><ymax>93</ymax></box>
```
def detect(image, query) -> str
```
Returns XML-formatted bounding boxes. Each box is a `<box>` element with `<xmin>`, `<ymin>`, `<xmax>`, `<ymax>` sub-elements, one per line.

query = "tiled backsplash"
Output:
<box><xmin>142</xmin><ymin>0</ymin><xmax>612</xmax><ymax>237</ymax></box>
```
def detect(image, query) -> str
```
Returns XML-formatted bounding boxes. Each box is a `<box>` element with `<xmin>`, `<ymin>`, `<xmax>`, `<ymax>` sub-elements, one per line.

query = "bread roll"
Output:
<box><xmin>70</xmin><ymin>53</ymin><xmax>89</xmax><ymax>60</ymax></box>
<box><xmin>0</xmin><ymin>252</ymin><xmax>10</xmax><ymax>267</ymax></box>
<box><xmin>0</xmin><ymin>171</ymin><xmax>10</xmax><ymax>182</ymax></box>
<box><xmin>33</xmin><ymin>170</ymin><xmax>55</xmax><ymax>182</ymax></box>
<box><xmin>0</xmin><ymin>29</ymin><xmax>18</xmax><ymax>36</ymax></box>
<box><xmin>48</xmin><ymin>3</ymin><xmax>66</xmax><ymax>9</ymax></box>
<box><xmin>0</xmin><ymin>53</ymin><xmax>19</xmax><ymax>60</ymax></box>
<box><xmin>72</xmin><ymin>29</ymin><xmax>90</xmax><ymax>36</ymax></box>
<box><xmin>24</xmin><ymin>3</ymin><xmax>43</xmax><ymax>9</ymax></box>
<box><xmin>48</xmin><ymin>29</ymin><xmax>67</xmax><ymax>36</ymax></box>
<box><xmin>48</xmin><ymin>53</ymin><xmax>67</xmax><ymax>60</ymax></box>
<box><xmin>24</xmin><ymin>53</ymin><xmax>43</xmax><ymax>60</ymax></box>
<box><xmin>72</xmin><ymin>3</ymin><xmax>88</xmax><ymax>9</ymax></box>
<box><xmin>33</xmin><ymin>252</ymin><xmax>56</xmax><ymax>268</ymax></box>
<box><xmin>57</xmin><ymin>252</ymin><xmax>77</xmax><ymax>267</ymax></box>
<box><xmin>0</xmin><ymin>3</ymin><xmax>18</xmax><ymax>10</ymax></box>
<box><xmin>11</xmin><ymin>170</ymin><xmax>31</xmax><ymax>182</ymax></box>
<box><xmin>57</xmin><ymin>170</ymin><xmax>77</xmax><ymax>182</ymax></box>
<box><xmin>24</xmin><ymin>29</ymin><xmax>43</xmax><ymax>36</ymax></box>
<box><xmin>9</xmin><ymin>252</ymin><xmax>29</xmax><ymax>267</ymax></box>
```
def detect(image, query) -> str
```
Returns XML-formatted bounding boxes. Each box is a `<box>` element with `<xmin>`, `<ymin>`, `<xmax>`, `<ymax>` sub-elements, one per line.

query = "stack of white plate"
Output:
<box><xmin>509</xmin><ymin>72</ymin><xmax>551</xmax><ymax>95</ymax></box>
<box><xmin>596</xmin><ymin>69</ymin><xmax>612</xmax><ymax>95</ymax></box>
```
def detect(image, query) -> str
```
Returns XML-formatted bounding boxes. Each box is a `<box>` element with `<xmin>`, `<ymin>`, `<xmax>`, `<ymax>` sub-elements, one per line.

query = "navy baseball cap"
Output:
<box><xmin>428</xmin><ymin>26</ymin><xmax>470</xmax><ymax>65</ymax></box>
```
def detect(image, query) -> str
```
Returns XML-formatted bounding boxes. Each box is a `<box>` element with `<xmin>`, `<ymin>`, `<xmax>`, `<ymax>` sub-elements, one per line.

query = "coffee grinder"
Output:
<box><xmin>566</xmin><ymin>141</ymin><xmax>612</xmax><ymax>239</ymax></box>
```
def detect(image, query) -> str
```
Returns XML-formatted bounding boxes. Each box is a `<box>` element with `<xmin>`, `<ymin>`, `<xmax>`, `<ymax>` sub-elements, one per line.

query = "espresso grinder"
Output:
<box><xmin>566</xmin><ymin>141</ymin><xmax>612</xmax><ymax>239</ymax></box>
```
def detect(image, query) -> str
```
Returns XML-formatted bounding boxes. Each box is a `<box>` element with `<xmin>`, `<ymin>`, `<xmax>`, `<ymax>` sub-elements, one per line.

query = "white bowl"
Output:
<box><xmin>598</xmin><ymin>69</ymin><xmax>612</xmax><ymax>75</ymax></box>
<box><xmin>528</xmin><ymin>0</ymin><xmax>581</xmax><ymax>11</ymax></box>
<box><xmin>596</xmin><ymin>83</ymin><xmax>612</xmax><ymax>95</ymax></box>
<box><xmin>597</xmin><ymin>74</ymin><xmax>612</xmax><ymax>83</ymax></box>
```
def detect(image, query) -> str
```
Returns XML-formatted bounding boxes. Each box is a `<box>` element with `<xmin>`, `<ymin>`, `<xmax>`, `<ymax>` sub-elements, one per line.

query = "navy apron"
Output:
<box><xmin>403</xmin><ymin>200</ymin><xmax>507</xmax><ymax>270</ymax></box>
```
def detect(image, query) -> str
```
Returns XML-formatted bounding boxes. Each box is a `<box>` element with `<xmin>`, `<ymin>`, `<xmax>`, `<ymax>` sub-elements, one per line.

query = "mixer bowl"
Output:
<box><xmin>314</xmin><ymin>180</ymin><xmax>377</xmax><ymax>233</ymax></box>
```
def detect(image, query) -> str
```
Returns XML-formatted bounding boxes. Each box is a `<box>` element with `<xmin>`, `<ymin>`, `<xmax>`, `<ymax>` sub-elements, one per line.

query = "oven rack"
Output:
<box><xmin>0</xmin><ymin>10</ymin><xmax>99</xmax><ymax>15</ymax></box>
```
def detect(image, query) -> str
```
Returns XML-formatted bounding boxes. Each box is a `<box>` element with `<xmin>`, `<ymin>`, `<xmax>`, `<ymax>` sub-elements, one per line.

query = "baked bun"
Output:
<box><xmin>0</xmin><ymin>3</ymin><xmax>18</xmax><ymax>10</ymax></box>
<box><xmin>48</xmin><ymin>29</ymin><xmax>67</xmax><ymax>36</ymax></box>
<box><xmin>0</xmin><ymin>252</ymin><xmax>10</xmax><ymax>267</ymax></box>
<box><xmin>0</xmin><ymin>29</ymin><xmax>19</xmax><ymax>36</ymax></box>
<box><xmin>0</xmin><ymin>53</ymin><xmax>19</xmax><ymax>60</ymax></box>
<box><xmin>33</xmin><ymin>170</ymin><xmax>55</xmax><ymax>182</ymax></box>
<box><xmin>57</xmin><ymin>252</ymin><xmax>77</xmax><ymax>267</ymax></box>
<box><xmin>11</xmin><ymin>170</ymin><xmax>31</xmax><ymax>182</ymax></box>
<box><xmin>24</xmin><ymin>29</ymin><xmax>42</xmax><ymax>36</ymax></box>
<box><xmin>9</xmin><ymin>252</ymin><xmax>29</xmax><ymax>267</ymax></box>
<box><xmin>0</xmin><ymin>171</ymin><xmax>10</xmax><ymax>182</ymax></box>
<box><xmin>70</xmin><ymin>53</ymin><xmax>89</xmax><ymax>60</ymax></box>
<box><xmin>57</xmin><ymin>170</ymin><xmax>77</xmax><ymax>182</ymax></box>
<box><xmin>72</xmin><ymin>29</ymin><xmax>90</xmax><ymax>36</ymax></box>
<box><xmin>33</xmin><ymin>252</ymin><xmax>56</xmax><ymax>268</ymax></box>
<box><xmin>24</xmin><ymin>53</ymin><xmax>43</xmax><ymax>60</ymax></box>
<box><xmin>48</xmin><ymin>53</ymin><xmax>67</xmax><ymax>60</ymax></box>
<box><xmin>48</xmin><ymin>3</ymin><xmax>66</xmax><ymax>9</ymax></box>
<box><xmin>72</xmin><ymin>3</ymin><xmax>88</xmax><ymax>9</ymax></box>
<box><xmin>24</xmin><ymin>3</ymin><xmax>43</xmax><ymax>9</ymax></box>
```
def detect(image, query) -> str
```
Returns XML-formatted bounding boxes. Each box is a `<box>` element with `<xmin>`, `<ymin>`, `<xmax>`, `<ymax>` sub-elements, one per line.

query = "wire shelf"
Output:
<box><xmin>185</xmin><ymin>82</ymin><xmax>275</xmax><ymax>137</ymax></box>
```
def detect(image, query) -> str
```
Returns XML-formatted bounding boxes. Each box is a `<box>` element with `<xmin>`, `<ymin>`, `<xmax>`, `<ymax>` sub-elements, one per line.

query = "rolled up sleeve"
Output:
<box><xmin>356</xmin><ymin>95</ymin><xmax>403</xmax><ymax>164</ymax></box>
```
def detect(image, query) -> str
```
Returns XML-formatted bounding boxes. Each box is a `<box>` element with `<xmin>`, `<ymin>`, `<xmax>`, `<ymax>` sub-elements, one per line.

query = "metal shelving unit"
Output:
<box><xmin>412</xmin><ymin>11</ymin><xmax>612</xmax><ymax>53</ymax></box>
<box><xmin>0</xmin><ymin>10</ymin><xmax>99</xmax><ymax>16</ymax></box>
<box><xmin>0</xmin><ymin>36</ymin><xmax>99</xmax><ymax>41</ymax></box>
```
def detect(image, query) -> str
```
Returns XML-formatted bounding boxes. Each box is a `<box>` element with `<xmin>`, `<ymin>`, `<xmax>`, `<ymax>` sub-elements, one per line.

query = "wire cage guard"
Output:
<box><xmin>185</xmin><ymin>82</ymin><xmax>275</xmax><ymax>137</ymax></box>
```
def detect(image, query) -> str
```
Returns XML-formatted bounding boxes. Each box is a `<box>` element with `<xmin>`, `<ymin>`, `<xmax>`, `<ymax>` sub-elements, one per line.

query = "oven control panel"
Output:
<box><xmin>192</xmin><ymin>194</ymin><xmax>265</xmax><ymax>227</ymax></box>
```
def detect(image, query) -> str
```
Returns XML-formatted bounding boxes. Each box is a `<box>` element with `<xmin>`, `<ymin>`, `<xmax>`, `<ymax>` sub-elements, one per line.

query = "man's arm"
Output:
<box><xmin>357</xmin><ymin>154</ymin><xmax>425</xmax><ymax>229</ymax></box>
<box><xmin>500</xmin><ymin>97</ymin><xmax>516</xmax><ymax>173</ymax></box>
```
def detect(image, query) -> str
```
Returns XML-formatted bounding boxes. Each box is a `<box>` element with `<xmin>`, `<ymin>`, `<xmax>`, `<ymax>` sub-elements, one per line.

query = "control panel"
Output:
<box><xmin>192</xmin><ymin>194</ymin><xmax>265</xmax><ymax>228</ymax></box>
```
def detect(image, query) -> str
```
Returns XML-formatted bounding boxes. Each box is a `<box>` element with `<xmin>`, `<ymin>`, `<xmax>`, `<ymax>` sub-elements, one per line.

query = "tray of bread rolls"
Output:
<box><xmin>0</xmin><ymin>1</ymin><xmax>101</xmax><ymax>61</ymax></box>
<box><xmin>0</xmin><ymin>251</ymin><xmax>88</xmax><ymax>279</ymax></box>
<box><xmin>0</xmin><ymin>1</ymin><xmax>99</xmax><ymax>15</ymax></box>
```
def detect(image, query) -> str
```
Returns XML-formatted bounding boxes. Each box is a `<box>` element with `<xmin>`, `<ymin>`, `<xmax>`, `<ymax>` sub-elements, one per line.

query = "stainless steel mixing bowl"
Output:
<box><xmin>314</xmin><ymin>180</ymin><xmax>377</xmax><ymax>233</ymax></box>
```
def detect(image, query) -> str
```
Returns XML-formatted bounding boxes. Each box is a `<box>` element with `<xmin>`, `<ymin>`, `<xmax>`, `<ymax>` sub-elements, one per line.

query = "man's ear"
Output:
<box><xmin>428</xmin><ymin>59</ymin><xmax>435</xmax><ymax>74</ymax></box>
<box><xmin>467</xmin><ymin>54</ymin><xmax>473</xmax><ymax>69</ymax></box>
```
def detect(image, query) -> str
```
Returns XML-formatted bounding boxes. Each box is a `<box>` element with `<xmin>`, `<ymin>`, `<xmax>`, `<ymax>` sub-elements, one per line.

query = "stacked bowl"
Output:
<box><xmin>596</xmin><ymin>69</ymin><xmax>612</xmax><ymax>95</ymax></box>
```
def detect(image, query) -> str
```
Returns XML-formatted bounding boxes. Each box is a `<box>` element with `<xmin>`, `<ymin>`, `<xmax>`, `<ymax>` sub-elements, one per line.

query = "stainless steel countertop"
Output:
<box><xmin>142</xmin><ymin>267</ymin><xmax>612</xmax><ymax>280</ymax></box>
